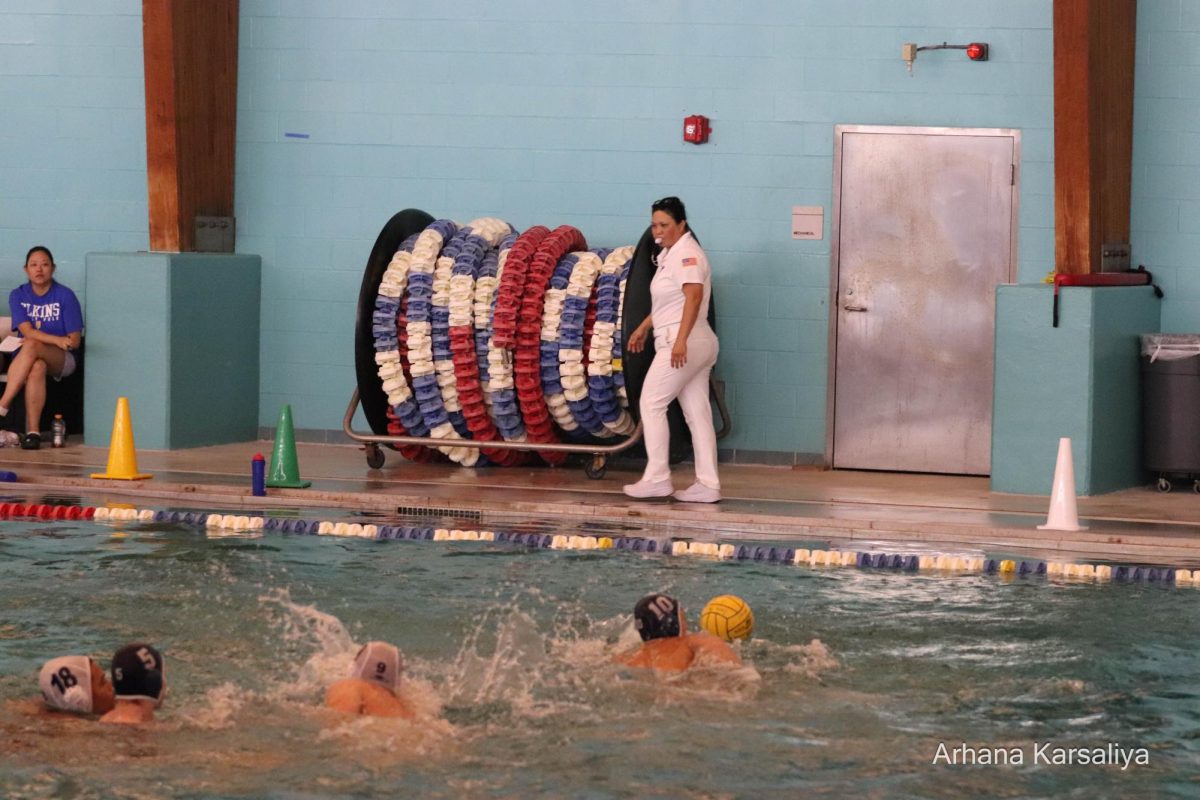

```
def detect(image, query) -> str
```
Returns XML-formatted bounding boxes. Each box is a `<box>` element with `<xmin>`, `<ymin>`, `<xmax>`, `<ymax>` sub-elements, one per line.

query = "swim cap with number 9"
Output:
<box><xmin>349</xmin><ymin>641</ymin><xmax>403</xmax><ymax>692</ymax></box>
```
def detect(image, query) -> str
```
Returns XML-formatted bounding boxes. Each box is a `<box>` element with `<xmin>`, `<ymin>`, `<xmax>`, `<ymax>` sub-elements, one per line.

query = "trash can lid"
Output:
<box><xmin>1141</xmin><ymin>333</ymin><xmax>1200</xmax><ymax>362</ymax></box>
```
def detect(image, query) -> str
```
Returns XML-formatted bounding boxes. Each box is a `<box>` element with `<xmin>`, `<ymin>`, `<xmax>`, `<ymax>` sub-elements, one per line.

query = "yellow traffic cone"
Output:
<box><xmin>91</xmin><ymin>397</ymin><xmax>152</xmax><ymax>480</ymax></box>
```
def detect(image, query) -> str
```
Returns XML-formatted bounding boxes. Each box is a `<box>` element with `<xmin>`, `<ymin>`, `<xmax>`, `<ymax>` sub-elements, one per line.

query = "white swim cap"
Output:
<box><xmin>39</xmin><ymin>656</ymin><xmax>95</xmax><ymax>713</ymax></box>
<box><xmin>349</xmin><ymin>641</ymin><xmax>403</xmax><ymax>692</ymax></box>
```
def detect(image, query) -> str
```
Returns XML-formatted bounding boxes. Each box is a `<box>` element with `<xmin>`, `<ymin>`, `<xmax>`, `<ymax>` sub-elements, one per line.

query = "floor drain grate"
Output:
<box><xmin>395</xmin><ymin>505</ymin><xmax>482</xmax><ymax>522</ymax></box>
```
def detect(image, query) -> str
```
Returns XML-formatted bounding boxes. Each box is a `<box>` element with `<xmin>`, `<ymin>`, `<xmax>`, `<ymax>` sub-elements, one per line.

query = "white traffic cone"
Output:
<box><xmin>1038</xmin><ymin>437</ymin><xmax>1087</xmax><ymax>532</ymax></box>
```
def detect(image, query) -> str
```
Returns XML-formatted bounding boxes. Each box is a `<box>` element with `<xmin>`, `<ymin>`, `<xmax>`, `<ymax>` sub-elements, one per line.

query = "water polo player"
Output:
<box><xmin>616</xmin><ymin>592</ymin><xmax>740</xmax><ymax>671</ymax></box>
<box><xmin>100</xmin><ymin>643</ymin><xmax>166</xmax><ymax>725</ymax></box>
<box><xmin>37</xmin><ymin>655</ymin><xmax>115</xmax><ymax>716</ymax></box>
<box><xmin>325</xmin><ymin>640</ymin><xmax>414</xmax><ymax>718</ymax></box>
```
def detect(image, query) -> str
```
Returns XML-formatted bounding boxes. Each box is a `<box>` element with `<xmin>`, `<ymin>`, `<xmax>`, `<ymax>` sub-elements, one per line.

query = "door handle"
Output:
<box><xmin>843</xmin><ymin>304</ymin><xmax>868</xmax><ymax>312</ymax></box>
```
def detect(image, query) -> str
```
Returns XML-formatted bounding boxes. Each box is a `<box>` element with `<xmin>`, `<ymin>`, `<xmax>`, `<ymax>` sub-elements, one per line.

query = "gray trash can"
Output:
<box><xmin>1141</xmin><ymin>334</ymin><xmax>1200</xmax><ymax>492</ymax></box>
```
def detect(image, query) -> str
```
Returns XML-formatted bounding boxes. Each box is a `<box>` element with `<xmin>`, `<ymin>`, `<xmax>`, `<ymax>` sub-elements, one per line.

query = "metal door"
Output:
<box><xmin>828</xmin><ymin>125</ymin><xmax>1019</xmax><ymax>474</ymax></box>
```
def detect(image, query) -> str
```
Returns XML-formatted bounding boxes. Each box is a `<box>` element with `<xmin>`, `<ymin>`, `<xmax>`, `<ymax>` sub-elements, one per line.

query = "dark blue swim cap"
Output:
<box><xmin>633</xmin><ymin>593</ymin><xmax>682</xmax><ymax>641</ymax></box>
<box><xmin>111</xmin><ymin>643</ymin><xmax>165</xmax><ymax>704</ymax></box>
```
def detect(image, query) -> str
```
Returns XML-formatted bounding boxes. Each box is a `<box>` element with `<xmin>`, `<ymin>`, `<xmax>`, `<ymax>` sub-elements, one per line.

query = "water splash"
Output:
<box><xmin>747</xmin><ymin>637</ymin><xmax>839</xmax><ymax>682</ymax></box>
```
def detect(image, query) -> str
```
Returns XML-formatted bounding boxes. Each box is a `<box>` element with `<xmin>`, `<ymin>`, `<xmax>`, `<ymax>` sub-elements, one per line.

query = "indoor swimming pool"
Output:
<box><xmin>1</xmin><ymin>500</ymin><xmax>1198</xmax><ymax>798</ymax></box>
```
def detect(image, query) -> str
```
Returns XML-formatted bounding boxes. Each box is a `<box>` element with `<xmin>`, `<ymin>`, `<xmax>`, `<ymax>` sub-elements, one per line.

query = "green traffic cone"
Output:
<box><xmin>266</xmin><ymin>404</ymin><xmax>311</xmax><ymax>489</ymax></box>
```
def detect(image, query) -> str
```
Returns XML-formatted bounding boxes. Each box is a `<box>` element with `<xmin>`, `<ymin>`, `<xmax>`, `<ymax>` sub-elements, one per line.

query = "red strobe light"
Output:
<box><xmin>967</xmin><ymin>42</ymin><xmax>989</xmax><ymax>61</ymax></box>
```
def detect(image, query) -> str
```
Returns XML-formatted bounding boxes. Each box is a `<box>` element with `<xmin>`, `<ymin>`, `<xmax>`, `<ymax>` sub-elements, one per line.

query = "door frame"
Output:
<box><xmin>824</xmin><ymin>124</ymin><xmax>1021</xmax><ymax>470</ymax></box>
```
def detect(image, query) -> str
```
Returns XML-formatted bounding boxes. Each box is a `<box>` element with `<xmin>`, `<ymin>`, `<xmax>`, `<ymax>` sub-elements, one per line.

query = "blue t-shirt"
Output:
<box><xmin>9</xmin><ymin>281</ymin><xmax>84</xmax><ymax>339</ymax></box>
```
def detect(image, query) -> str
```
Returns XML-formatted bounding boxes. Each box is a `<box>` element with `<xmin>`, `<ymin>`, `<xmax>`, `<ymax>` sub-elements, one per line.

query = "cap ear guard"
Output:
<box><xmin>39</xmin><ymin>656</ymin><xmax>95</xmax><ymax>714</ymax></box>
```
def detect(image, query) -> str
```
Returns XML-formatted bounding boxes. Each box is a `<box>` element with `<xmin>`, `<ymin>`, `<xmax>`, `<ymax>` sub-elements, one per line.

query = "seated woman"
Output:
<box><xmin>1</xmin><ymin>246</ymin><xmax>83</xmax><ymax>449</ymax></box>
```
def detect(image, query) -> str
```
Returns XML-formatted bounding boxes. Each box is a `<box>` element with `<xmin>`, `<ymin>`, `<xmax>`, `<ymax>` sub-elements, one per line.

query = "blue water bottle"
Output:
<box><xmin>252</xmin><ymin>453</ymin><xmax>266</xmax><ymax>496</ymax></box>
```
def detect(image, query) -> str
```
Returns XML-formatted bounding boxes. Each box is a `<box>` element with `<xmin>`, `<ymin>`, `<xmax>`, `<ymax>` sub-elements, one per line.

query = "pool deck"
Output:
<box><xmin>4</xmin><ymin>440</ymin><xmax>1200</xmax><ymax>566</ymax></box>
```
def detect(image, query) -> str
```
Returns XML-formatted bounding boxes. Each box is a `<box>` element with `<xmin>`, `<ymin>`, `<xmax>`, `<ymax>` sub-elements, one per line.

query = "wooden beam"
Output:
<box><xmin>1053</xmin><ymin>0</ymin><xmax>1137</xmax><ymax>275</ymax></box>
<box><xmin>142</xmin><ymin>0</ymin><xmax>239</xmax><ymax>253</ymax></box>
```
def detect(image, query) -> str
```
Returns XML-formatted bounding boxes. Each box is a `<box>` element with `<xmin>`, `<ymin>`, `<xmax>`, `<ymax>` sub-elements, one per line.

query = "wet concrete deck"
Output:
<box><xmin>3</xmin><ymin>440</ymin><xmax>1199</xmax><ymax>566</ymax></box>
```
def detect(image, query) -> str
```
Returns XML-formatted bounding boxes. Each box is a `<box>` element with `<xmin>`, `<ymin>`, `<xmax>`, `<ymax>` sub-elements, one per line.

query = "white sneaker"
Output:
<box><xmin>673</xmin><ymin>482</ymin><xmax>722</xmax><ymax>503</ymax></box>
<box><xmin>623</xmin><ymin>478</ymin><xmax>675</xmax><ymax>499</ymax></box>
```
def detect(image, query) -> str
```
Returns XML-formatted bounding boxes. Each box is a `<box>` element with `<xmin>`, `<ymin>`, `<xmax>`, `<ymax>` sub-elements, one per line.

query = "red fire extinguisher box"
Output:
<box><xmin>683</xmin><ymin>115</ymin><xmax>710</xmax><ymax>144</ymax></box>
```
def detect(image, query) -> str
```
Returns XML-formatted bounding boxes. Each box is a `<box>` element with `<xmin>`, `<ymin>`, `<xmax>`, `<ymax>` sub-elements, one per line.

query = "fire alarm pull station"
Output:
<box><xmin>683</xmin><ymin>115</ymin><xmax>710</xmax><ymax>144</ymax></box>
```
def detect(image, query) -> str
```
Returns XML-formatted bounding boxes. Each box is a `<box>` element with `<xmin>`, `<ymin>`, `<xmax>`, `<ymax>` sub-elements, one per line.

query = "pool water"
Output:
<box><xmin>2</xmin><ymin>505</ymin><xmax>1199</xmax><ymax>798</ymax></box>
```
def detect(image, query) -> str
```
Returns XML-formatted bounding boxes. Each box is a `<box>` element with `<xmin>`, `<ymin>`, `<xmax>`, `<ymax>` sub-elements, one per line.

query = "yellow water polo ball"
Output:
<box><xmin>699</xmin><ymin>595</ymin><xmax>754</xmax><ymax>641</ymax></box>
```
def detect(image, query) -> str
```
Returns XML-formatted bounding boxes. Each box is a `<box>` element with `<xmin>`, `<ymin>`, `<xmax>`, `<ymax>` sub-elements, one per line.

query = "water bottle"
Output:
<box><xmin>51</xmin><ymin>414</ymin><xmax>66</xmax><ymax>448</ymax></box>
<box><xmin>251</xmin><ymin>453</ymin><xmax>266</xmax><ymax>496</ymax></box>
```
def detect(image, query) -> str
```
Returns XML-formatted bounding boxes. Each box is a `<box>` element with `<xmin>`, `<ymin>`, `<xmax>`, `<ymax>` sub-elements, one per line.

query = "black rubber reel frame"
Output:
<box><xmin>354</xmin><ymin>208</ymin><xmax>435</xmax><ymax>440</ymax></box>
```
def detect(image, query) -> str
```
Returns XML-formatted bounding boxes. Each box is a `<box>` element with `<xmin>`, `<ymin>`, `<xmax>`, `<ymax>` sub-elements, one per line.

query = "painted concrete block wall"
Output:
<box><xmin>235</xmin><ymin>0</ymin><xmax>1056</xmax><ymax>454</ymax></box>
<box><xmin>168</xmin><ymin>254</ymin><xmax>262</xmax><ymax>448</ymax></box>
<box><xmin>85</xmin><ymin>252</ymin><xmax>261</xmax><ymax>450</ymax></box>
<box><xmin>84</xmin><ymin>253</ymin><xmax>170</xmax><ymax>449</ymax></box>
<box><xmin>1131</xmin><ymin>1</ymin><xmax>1200</xmax><ymax>334</ymax></box>
<box><xmin>9</xmin><ymin>2</ymin><xmax>1197</xmax><ymax>465</ymax></box>
<box><xmin>992</xmin><ymin>285</ymin><xmax>1160</xmax><ymax>495</ymax></box>
<box><xmin>0</xmin><ymin>2</ymin><xmax>147</xmax><ymax>305</ymax></box>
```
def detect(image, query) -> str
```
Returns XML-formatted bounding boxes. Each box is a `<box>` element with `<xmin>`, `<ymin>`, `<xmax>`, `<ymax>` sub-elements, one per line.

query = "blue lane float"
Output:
<box><xmin>77</xmin><ymin>503</ymin><xmax>1200</xmax><ymax>589</ymax></box>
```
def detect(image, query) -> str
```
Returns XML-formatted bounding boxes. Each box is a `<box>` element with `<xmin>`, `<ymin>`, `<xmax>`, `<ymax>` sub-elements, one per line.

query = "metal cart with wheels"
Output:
<box><xmin>343</xmin><ymin>374</ymin><xmax>731</xmax><ymax>480</ymax></box>
<box><xmin>349</xmin><ymin>208</ymin><xmax>732</xmax><ymax>479</ymax></box>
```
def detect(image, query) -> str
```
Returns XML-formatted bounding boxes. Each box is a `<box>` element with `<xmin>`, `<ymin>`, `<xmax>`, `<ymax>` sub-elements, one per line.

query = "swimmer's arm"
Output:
<box><xmin>689</xmin><ymin>633</ymin><xmax>742</xmax><ymax>666</ymax></box>
<box><xmin>614</xmin><ymin>646</ymin><xmax>665</xmax><ymax>669</ymax></box>
<box><xmin>363</xmin><ymin>690</ymin><xmax>415</xmax><ymax>719</ymax></box>
<box><xmin>616</xmin><ymin>642</ymin><xmax>694</xmax><ymax>672</ymax></box>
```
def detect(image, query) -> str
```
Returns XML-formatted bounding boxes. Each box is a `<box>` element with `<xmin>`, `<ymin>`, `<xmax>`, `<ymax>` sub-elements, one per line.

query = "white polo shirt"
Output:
<box><xmin>650</xmin><ymin>231</ymin><xmax>712</xmax><ymax>332</ymax></box>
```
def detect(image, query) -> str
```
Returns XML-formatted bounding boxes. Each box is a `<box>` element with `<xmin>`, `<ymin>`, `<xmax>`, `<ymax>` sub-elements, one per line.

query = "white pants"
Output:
<box><xmin>638</xmin><ymin>323</ymin><xmax>720</xmax><ymax>490</ymax></box>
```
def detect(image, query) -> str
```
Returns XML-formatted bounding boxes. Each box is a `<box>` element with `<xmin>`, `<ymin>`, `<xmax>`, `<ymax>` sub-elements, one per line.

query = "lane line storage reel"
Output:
<box><xmin>348</xmin><ymin>209</ymin><xmax>719</xmax><ymax>478</ymax></box>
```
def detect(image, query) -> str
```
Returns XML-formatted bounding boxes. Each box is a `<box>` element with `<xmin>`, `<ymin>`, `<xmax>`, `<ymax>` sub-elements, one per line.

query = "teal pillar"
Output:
<box><xmin>991</xmin><ymin>284</ymin><xmax>1161</xmax><ymax>495</ymax></box>
<box><xmin>84</xmin><ymin>252</ymin><xmax>261</xmax><ymax>449</ymax></box>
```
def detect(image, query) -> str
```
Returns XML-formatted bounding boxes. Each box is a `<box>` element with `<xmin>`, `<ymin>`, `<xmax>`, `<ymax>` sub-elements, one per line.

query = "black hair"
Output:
<box><xmin>650</xmin><ymin>196</ymin><xmax>687</xmax><ymax>224</ymax></box>
<box><xmin>25</xmin><ymin>246</ymin><xmax>55</xmax><ymax>268</ymax></box>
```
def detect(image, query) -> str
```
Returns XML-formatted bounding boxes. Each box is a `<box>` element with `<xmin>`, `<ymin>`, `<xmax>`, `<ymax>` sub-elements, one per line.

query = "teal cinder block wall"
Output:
<box><xmin>992</xmin><ymin>285</ymin><xmax>1161</xmax><ymax>495</ymax></box>
<box><xmin>4</xmin><ymin>2</ymin><xmax>1199</xmax><ymax>465</ymax></box>
<box><xmin>0</xmin><ymin>3</ymin><xmax>147</xmax><ymax>300</ymax></box>
<box><xmin>83</xmin><ymin>253</ymin><xmax>169</xmax><ymax>448</ymax></box>
<box><xmin>234</xmin><ymin>1</ymin><xmax>1057</xmax><ymax>453</ymax></box>
<box><xmin>85</xmin><ymin>252</ymin><xmax>261</xmax><ymax>450</ymax></box>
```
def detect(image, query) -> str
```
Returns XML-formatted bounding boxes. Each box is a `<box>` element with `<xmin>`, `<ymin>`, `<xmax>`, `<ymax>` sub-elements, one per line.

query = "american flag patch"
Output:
<box><xmin>681</xmin><ymin>257</ymin><xmax>697</xmax><ymax>267</ymax></box>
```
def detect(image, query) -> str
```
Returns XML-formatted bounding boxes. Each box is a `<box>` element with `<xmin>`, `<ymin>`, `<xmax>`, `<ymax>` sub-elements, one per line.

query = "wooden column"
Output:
<box><xmin>1053</xmin><ymin>0</ymin><xmax>1137</xmax><ymax>275</ymax></box>
<box><xmin>142</xmin><ymin>0</ymin><xmax>239</xmax><ymax>252</ymax></box>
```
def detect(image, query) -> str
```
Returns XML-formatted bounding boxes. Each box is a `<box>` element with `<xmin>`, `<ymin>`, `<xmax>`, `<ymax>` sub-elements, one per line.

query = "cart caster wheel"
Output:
<box><xmin>1193</xmin><ymin>480</ymin><xmax>1200</xmax><ymax>495</ymax></box>
<box><xmin>1157</xmin><ymin>477</ymin><xmax>1173</xmax><ymax>493</ymax></box>
<box><xmin>584</xmin><ymin>455</ymin><xmax>607</xmax><ymax>480</ymax></box>
<box><xmin>366</xmin><ymin>445</ymin><xmax>385</xmax><ymax>470</ymax></box>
